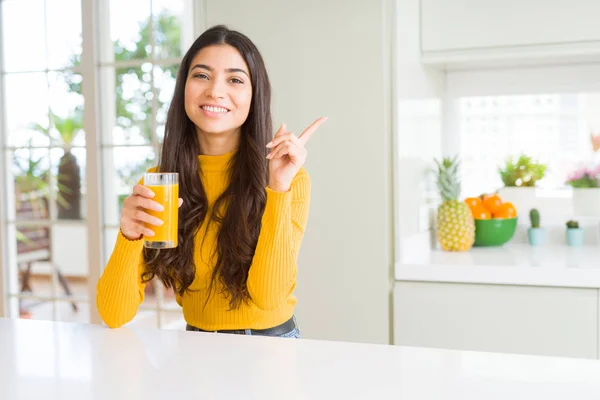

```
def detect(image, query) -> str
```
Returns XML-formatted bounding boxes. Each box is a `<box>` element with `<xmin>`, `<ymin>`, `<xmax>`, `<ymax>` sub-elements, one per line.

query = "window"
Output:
<box><xmin>0</xmin><ymin>0</ymin><xmax>201</xmax><ymax>329</ymax></box>
<box><xmin>1</xmin><ymin>0</ymin><xmax>87</xmax><ymax>322</ymax></box>
<box><xmin>458</xmin><ymin>93</ymin><xmax>600</xmax><ymax>197</ymax></box>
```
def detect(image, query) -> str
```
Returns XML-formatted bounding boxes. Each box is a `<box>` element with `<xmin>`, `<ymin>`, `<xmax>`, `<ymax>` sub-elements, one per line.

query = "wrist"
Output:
<box><xmin>120</xmin><ymin>228</ymin><xmax>142</xmax><ymax>241</ymax></box>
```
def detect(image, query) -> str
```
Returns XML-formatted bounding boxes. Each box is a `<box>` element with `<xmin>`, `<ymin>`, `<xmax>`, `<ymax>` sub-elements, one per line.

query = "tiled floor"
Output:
<box><xmin>18</xmin><ymin>276</ymin><xmax>187</xmax><ymax>330</ymax></box>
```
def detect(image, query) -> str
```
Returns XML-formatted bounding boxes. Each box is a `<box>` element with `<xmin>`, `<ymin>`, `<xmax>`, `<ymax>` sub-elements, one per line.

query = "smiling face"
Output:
<box><xmin>184</xmin><ymin>44</ymin><xmax>253</xmax><ymax>144</ymax></box>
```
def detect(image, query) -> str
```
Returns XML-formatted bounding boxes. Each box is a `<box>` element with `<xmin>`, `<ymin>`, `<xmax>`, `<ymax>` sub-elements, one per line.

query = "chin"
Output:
<box><xmin>198</xmin><ymin>123</ymin><xmax>238</xmax><ymax>135</ymax></box>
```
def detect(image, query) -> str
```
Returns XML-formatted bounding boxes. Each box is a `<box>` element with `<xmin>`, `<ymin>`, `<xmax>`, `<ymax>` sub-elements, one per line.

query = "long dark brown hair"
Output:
<box><xmin>141</xmin><ymin>25</ymin><xmax>272</xmax><ymax>309</ymax></box>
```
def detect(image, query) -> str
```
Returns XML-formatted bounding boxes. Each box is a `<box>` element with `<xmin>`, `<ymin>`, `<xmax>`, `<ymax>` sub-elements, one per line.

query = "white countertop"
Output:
<box><xmin>396</xmin><ymin>243</ymin><xmax>600</xmax><ymax>288</ymax></box>
<box><xmin>3</xmin><ymin>318</ymin><xmax>600</xmax><ymax>399</ymax></box>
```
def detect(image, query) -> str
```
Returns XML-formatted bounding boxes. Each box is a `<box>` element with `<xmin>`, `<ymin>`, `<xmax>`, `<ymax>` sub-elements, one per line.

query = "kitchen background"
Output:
<box><xmin>2</xmin><ymin>0</ymin><xmax>600</xmax><ymax>359</ymax></box>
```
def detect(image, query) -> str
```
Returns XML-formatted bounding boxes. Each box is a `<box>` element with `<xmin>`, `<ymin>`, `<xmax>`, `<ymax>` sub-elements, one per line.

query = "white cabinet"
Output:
<box><xmin>420</xmin><ymin>0</ymin><xmax>600</xmax><ymax>67</ymax></box>
<box><xmin>394</xmin><ymin>281</ymin><xmax>598</xmax><ymax>359</ymax></box>
<box><xmin>421</xmin><ymin>0</ymin><xmax>600</xmax><ymax>52</ymax></box>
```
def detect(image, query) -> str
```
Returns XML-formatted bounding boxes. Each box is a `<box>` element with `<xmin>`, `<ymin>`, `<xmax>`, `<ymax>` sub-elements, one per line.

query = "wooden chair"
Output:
<box><xmin>16</xmin><ymin>195</ymin><xmax>78</xmax><ymax>314</ymax></box>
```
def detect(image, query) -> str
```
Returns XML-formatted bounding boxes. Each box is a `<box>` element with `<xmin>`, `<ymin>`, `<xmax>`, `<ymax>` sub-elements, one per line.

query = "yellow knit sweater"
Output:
<box><xmin>96</xmin><ymin>149</ymin><xmax>310</xmax><ymax>329</ymax></box>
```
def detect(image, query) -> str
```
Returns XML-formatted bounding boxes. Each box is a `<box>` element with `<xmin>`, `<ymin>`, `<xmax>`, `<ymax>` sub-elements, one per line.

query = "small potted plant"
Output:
<box><xmin>498</xmin><ymin>154</ymin><xmax>547</xmax><ymax>217</ymax></box>
<box><xmin>499</xmin><ymin>154</ymin><xmax>547</xmax><ymax>188</ymax></box>
<box><xmin>566</xmin><ymin>220</ymin><xmax>584</xmax><ymax>246</ymax></box>
<box><xmin>528</xmin><ymin>208</ymin><xmax>545</xmax><ymax>246</ymax></box>
<box><xmin>566</xmin><ymin>165</ymin><xmax>600</xmax><ymax>217</ymax></box>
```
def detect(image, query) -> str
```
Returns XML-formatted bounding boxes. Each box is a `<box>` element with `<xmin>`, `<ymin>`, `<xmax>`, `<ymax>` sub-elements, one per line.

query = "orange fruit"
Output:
<box><xmin>464</xmin><ymin>197</ymin><xmax>483</xmax><ymax>210</ymax></box>
<box><xmin>471</xmin><ymin>206</ymin><xmax>491</xmax><ymax>220</ymax></box>
<box><xmin>482</xmin><ymin>194</ymin><xmax>503</xmax><ymax>213</ymax></box>
<box><xmin>493</xmin><ymin>202</ymin><xmax>517</xmax><ymax>219</ymax></box>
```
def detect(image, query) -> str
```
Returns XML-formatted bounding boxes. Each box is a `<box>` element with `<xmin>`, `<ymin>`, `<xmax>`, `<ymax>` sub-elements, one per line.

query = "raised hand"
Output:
<box><xmin>266</xmin><ymin>116</ymin><xmax>327</xmax><ymax>192</ymax></box>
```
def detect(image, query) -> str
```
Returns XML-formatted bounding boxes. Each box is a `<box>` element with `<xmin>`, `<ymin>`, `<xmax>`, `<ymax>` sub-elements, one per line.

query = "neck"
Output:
<box><xmin>197</xmin><ymin>127</ymin><xmax>241</xmax><ymax>156</ymax></box>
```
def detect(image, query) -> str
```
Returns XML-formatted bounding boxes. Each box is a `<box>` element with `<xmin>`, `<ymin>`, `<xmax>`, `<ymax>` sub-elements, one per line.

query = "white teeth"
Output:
<box><xmin>202</xmin><ymin>105</ymin><xmax>229</xmax><ymax>113</ymax></box>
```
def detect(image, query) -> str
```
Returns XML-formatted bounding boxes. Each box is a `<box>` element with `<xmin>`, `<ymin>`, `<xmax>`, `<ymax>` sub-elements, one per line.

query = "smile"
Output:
<box><xmin>201</xmin><ymin>105</ymin><xmax>230</xmax><ymax>113</ymax></box>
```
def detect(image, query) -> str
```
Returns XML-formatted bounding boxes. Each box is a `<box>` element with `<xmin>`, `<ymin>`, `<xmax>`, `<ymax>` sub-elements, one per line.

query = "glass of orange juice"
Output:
<box><xmin>143</xmin><ymin>172</ymin><xmax>179</xmax><ymax>249</ymax></box>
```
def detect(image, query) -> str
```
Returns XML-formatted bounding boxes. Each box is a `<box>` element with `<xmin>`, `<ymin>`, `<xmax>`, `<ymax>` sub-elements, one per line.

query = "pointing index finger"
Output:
<box><xmin>298</xmin><ymin>117</ymin><xmax>327</xmax><ymax>145</ymax></box>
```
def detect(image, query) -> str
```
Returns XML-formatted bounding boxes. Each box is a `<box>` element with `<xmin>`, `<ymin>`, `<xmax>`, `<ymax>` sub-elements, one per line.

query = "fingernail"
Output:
<box><xmin>148</xmin><ymin>190</ymin><xmax>155</xmax><ymax>198</ymax></box>
<box><xmin>156</xmin><ymin>219</ymin><xmax>164</xmax><ymax>226</ymax></box>
<box><xmin>266</xmin><ymin>142</ymin><xmax>273</xmax><ymax>148</ymax></box>
<box><xmin>156</xmin><ymin>204</ymin><xmax>164</xmax><ymax>211</ymax></box>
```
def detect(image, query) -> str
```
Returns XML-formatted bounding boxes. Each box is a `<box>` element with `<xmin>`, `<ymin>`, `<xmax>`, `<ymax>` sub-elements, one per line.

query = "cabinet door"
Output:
<box><xmin>394</xmin><ymin>281</ymin><xmax>598</xmax><ymax>359</ymax></box>
<box><xmin>421</xmin><ymin>0</ymin><xmax>600</xmax><ymax>52</ymax></box>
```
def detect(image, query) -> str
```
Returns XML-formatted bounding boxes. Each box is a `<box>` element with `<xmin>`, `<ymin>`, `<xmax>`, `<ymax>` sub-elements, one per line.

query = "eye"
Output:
<box><xmin>193</xmin><ymin>73</ymin><xmax>209</xmax><ymax>80</ymax></box>
<box><xmin>230</xmin><ymin>77</ymin><xmax>244</xmax><ymax>84</ymax></box>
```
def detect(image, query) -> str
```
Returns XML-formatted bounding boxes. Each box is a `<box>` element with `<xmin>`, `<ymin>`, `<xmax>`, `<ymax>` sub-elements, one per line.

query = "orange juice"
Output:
<box><xmin>143</xmin><ymin>173</ymin><xmax>179</xmax><ymax>249</ymax></box>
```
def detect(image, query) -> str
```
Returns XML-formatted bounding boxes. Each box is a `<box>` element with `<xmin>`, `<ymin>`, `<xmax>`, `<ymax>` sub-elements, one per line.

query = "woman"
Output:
<box><xmin>96</xmin><ymin>25</ymin><xmax>325</xmax><ymax>338</ymax></box>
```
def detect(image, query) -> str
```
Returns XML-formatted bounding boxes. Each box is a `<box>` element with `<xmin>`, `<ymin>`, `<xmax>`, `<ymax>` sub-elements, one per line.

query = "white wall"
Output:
<box><xmin>204</xmin><ymin>0</ymin><xmax>394</xmax><ymax>344</ymax></box>
<box><xmin>394</xmin><ymin>0</ymin><xmax>445</xmax><ymax>255</ymax></box>
<box><xmin>206</xmin><ymin>0</ymin><xmax>392</xmax><ymax>343</ymax></box>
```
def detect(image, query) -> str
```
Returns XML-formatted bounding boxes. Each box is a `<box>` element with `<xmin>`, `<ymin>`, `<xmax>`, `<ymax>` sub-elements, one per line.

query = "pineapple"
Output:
<box><xmin>434</xmin><ymin>157</ymin><xmax>475</xmax><ymax>252</ymax></box>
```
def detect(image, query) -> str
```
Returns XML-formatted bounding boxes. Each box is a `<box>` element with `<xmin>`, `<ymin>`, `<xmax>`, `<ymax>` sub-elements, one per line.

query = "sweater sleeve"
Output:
<box><xmin>96</xmin><ymin>231</ymin><xmax>147</xmax><ymax>328</ymax></box>
<box><xmin>96</xmin><ymin>170</ymin><xmax>157</xmax><ymax>328</ymax></box>
<box><xmin>246</xmin><ymin>167</ymin><xmax>311</xmax><ymax>310</ymax></box>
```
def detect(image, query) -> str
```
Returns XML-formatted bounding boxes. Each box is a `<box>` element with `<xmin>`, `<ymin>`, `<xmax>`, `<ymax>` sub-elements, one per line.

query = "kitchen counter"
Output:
<box><xmin>2</xmin><ymin>318</ymin><xmax>600</xmax><ymax>399</ymax></box>
<box><xmin>396</xmin><ymin>243</ymin><xmax>600</xmax><ymax>288</ymax></box>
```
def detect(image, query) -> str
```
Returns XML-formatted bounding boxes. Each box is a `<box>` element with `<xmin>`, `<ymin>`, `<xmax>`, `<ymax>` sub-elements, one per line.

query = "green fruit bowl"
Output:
<box><xmin>473</xmin><ymin>217</ymin><xmax>518</xmax><ymax>247</ymax></box>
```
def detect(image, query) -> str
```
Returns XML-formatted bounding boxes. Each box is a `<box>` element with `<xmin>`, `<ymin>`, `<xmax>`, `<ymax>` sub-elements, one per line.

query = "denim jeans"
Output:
<box><xmin>239</xmin><ymin>325</ymin><xmax>300</xmax><ymax>338</ymax></box>
<box><xmin>278</xmin><ymin>327</ymin><xmax>300</xmax><ymax>338</ymax></box>
<box><xmin>186</xmin><ymin>316</ymin><xmax>300</xmax><ymax>338</ymax></box>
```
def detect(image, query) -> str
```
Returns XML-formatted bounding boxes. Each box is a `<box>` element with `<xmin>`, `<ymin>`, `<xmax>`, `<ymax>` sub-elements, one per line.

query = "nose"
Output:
<box><xmin>205</xmin><ymin>78</ymin><xmax>226</xmax><ymax>100</ymax></box>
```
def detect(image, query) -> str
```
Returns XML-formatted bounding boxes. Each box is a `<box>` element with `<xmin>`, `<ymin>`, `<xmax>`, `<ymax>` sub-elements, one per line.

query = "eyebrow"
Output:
<box><xmin>190</xmin><ymin>64</ymin><xmax>249</xmax><ymax>78</ymax></box>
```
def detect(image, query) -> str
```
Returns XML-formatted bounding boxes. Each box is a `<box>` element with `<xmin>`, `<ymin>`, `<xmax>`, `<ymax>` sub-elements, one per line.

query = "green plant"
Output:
<box><xmin>66</xmin><ymin>12</ymin><xmax>180</xmax><ymax>144</ymax></box>
<box><xmin>566</xmin><ymin>220</ymin><xmax>579</xmax><ymax>229</ymax></box>
<box><xmin>17</xmin><ymin>11</ymin><xmax>180</xmax><ymax>222</ymax></box>
<box><xmin>31</xmin><ymin>110</ymin><xmax>83</xmax><ymax>147</ymax></box>
<box><xmin>13</xmin><ymin>145</ymin><xmax>72</xmax><ymax>211</ymax></box>
<box><xmin>499</xmin><ymin>154</ymin><xmax>547</xmax><ymax>187</ymax></box>
<box><xmin>529</xmin><ymin>208</ymin><xmax>540</xmax><ymax>228</ymax></box>
<box><xmin>62</xmin><ymin>13</ymin><xmax>181</xmax><ymax>193</ymax></box>
<box><xmin>30</xmin><ymin>110</ymin><xmax>83</xmax><ymax>219</ymax></box>
<box><xmin>13</xmin><ymin>151</ymin><xmax>48</xmax><ymax>194</ymax></box>
<box><xmin>12</xmin><ymin>148</ymin><xmax>51</xmax><ymax>240</ymax></box>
